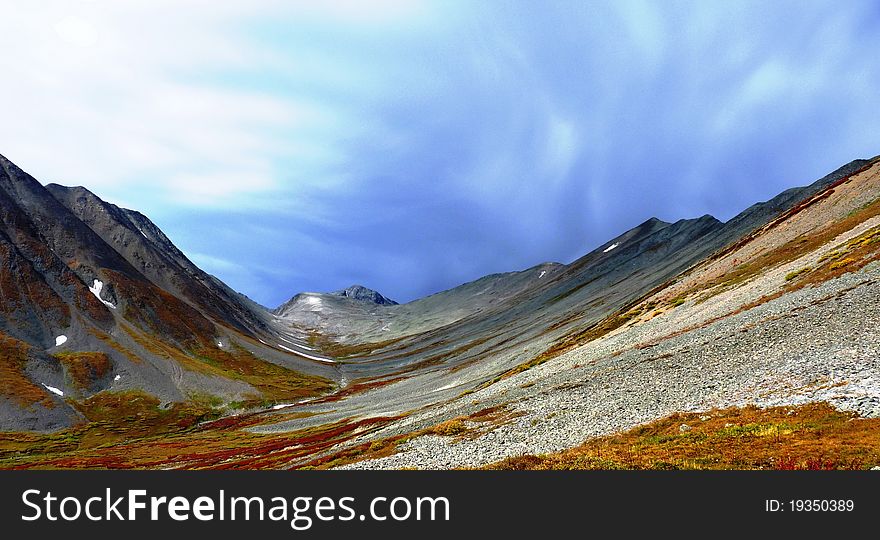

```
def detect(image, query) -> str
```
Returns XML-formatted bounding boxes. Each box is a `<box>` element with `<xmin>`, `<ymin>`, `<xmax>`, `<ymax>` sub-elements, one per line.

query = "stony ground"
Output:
<box><xmin>339</xmin><ymin>261</ymin><xmax>880</xmax><ymax>469</ymax></box>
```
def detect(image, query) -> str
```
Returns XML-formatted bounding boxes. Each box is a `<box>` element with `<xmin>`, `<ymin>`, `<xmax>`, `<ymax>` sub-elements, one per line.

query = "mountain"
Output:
<box><xmin>332</xmin><ymin>285</ymin><xmax>398</xmax><ymax>305</ymax></box>
<box><xmin>3</xmin><ymin>150</ymin><xmax>880</xmax><ymax>473</ymax></box>
<box><xmin>261</xmin><ymin>154</ymin><xmax>880</xmax><ymax>471</ymax></box>
<box><xmin>0</xmin><ymin>154</ymin><xmax>335</xmax><ymax>432</ymax></box>
<box><xmin>45</xmin><ymin>184</ymin><xmax>275</xmax><ymax>337</ymax></box>
<box><xmin>266</xmin><ymin>156</ymin><xmax>880</xmax><ymax>431</ymax></box>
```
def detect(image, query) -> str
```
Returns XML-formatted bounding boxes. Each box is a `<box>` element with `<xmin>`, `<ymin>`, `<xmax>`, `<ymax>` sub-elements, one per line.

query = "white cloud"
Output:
<box><xmin>612</xmin><ymin>0</ymin><xmax>667</xmax><ymax>65</ymax></box>
<box><xmin>165</xmin><ymin>170</ymin><xmax>276</xmax><ymax>205</ymax></box>
<box><xmin>739</xmin><ymin>60</ymin><xmax>795</xmax><ymax>107</ymax></box>
<box><xmin>283</xmin><ymin>0</ymin><xmax>433</xmax><ymax>26</ymax></box>
<box><xmin>0</xmin><ymin>1</ymin><xmax>383</xmax><ymax>208</ymax></box>
<box><xmin>542</xmin><ymin>114</ymin><xmax>578</xmax><ymax>183</ymax></box>
<box><xmin>188</xmin><ymin>253</ymin><xmax>245</xmax><ymax>273</ymax></box>
<box><xmin>52</xmin><ymin>15</ymin><xmax>99</xmax><ymax>47</ymax></box>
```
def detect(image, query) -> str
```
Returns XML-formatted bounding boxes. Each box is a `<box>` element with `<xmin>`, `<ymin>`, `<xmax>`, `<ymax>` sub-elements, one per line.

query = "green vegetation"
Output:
<box><xmin>123</xmin><ymin>325</ymin><xmax>333</xmax><ymax>405</ymax></box>
<box><xmin>846</xmin><ymin>195</ymin><xmax>880</xmax><ymax>217</ymax></box>
<box><xmin>307</xmin><ymin>332</ymin><xmax>406</xmax><ymax>359</ymax></box>
<box><xmin>818</xmin><ymin>250</ymin><xmax>845</xmax><ymax>264</ymax></box>
<box><xmin>696</xmin><ymin>195</ymin><xmax>880</xmax><ymax>302</ymax></box>
<box><xmin>829</xmin><ymin>257</ymin><xmax>857</xmax><ymax>270</ymax></box>
<box><xmin>784</xmin><ymin>267</ymin><xmax>811</xmax><ymax>281</ymax></box>
<box><xmin>481</xmin><ymin>192</ymin><xmax>880</xmax><ymax>395</ymax></box>
<box><xmin>808</xmin><ymin>225</ymin><xmax>880</xmax><ymax>278</ymax></box>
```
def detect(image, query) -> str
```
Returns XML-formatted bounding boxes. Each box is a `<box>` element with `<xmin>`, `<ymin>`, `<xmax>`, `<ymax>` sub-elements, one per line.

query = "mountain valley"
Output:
<box><xmin>1</xmin><ymin>152</ymin><xmax>879</xmax><ymax>469</ymax></box>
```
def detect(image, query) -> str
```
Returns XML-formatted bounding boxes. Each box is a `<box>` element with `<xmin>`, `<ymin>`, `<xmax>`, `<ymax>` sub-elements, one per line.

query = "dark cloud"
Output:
<box><xmin>31</xmin><ymin>1</ymin><xmax>880</xmax><ymax>307</ymax></box>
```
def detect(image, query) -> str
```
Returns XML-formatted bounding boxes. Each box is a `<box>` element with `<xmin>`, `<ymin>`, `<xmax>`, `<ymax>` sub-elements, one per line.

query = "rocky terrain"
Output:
<box><xmin>339</xmin><ymin>262</ymin><xmax>880</xmax><ymax>469</ymax></box>
<box><xmin>0</xmin><ymin>154</ymin><xmax>336</xmax><ymax>432</ymax></box>
<box><xmin>1</xmin><ymin>151</ymin><xmax>879</xmax><ymax>470</ymax></box>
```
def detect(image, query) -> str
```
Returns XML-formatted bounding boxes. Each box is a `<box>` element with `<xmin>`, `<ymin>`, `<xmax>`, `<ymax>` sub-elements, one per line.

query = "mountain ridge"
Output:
<box><xmin>1</xmin><ymin>151</ymin><xmax>878</xmax><ymax>441</ymax></box>
<box><xmin>0</xmin><ymin>153</ymin><xmax>337</xmax><ymax>431</ymax></box>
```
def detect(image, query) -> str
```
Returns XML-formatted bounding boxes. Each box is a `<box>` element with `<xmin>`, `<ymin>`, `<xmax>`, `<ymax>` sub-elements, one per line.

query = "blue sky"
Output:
<box><xmin>2</xmin><ymin>1</ymin><xmax>880</xmax><ymax>306</ymax></box>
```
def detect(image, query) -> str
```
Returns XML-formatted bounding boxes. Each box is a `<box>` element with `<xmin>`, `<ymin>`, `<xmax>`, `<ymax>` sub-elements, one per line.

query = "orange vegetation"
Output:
<box><xmin>52</xmin><ymin>351</ymin><xmax>112</xmax><ymax>391</ymax></box>
<box><xmin>485</xmin><ymin>402</ymin><xmax>880</xmax><ymax>470</ymax></box>
<box><xmin>0</xmin><ymin>332</ymin><xmax>53</xmax><ymax>409</ymax></box>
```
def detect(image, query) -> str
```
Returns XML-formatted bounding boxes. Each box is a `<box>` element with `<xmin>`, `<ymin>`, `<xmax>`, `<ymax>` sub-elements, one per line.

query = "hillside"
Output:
<box><xmin>0</xmin><ymin>154</ymin><xmax>336</xmax><ymax>432</ymax></box>
<box><xmin>1</xmin><ymin>153</ymin><xmax>879</xmax><ymax>470</ymax></box>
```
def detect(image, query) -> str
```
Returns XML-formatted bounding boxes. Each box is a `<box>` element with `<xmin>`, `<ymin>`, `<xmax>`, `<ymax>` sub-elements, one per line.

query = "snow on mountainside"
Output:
<box><xmin>0</xmin><ymin>153</ymin><xmax>336</xmax><ymax>432</ymax></box>
<box><xmin>3</xmin><ymin>149</ymin><xmax>880</xmax><ymax>476</ymax></box>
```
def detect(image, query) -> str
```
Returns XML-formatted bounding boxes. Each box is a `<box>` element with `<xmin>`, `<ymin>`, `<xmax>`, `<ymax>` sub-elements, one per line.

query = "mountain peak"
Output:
<box><xmin>331</xmin><ymin>285</ymin><xmax>398</xmax><ymax>305</ymax></box>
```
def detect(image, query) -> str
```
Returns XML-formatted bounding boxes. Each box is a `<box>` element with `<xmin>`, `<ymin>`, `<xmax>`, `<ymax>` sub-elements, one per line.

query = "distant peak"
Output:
<box><xmin>331</xmin><ymin>285</ymin><xmax>398</xmax><ymax>305</ymax></box>
<box><xmin>632</xmin><ymin>216</ymin><xmax>672</xmax><ymax>233</ymax></box>
<box><xmin>672</xmin><ymin>213</ymin><xmax>721</xmax><ymax>226</ymax></box>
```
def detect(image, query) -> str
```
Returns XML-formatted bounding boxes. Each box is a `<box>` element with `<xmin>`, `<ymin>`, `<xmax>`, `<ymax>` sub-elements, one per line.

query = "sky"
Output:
<box><xmin>1</xmin><ymin>1</ymin><xmax>880</xmax><ymax>306</ymax></box>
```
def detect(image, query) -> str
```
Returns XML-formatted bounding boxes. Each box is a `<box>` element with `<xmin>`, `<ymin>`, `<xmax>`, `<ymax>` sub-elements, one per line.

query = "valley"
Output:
<box><xmin>1</xmin><ymin>153</ymin><xmax>879</xmax><ymax>469</ymax></box>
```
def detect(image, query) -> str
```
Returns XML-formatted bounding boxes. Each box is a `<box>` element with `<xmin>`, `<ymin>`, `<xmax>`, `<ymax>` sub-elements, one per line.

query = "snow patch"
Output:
<box><xmin>271</xmin><ymin>397</ymin><xmax>317</xmax><ymax>411</ymax></box>
<box><xmin>42</xmin><ymin>384</ymin><xmax>64</xmax><ymax>397</ymax></box>
<box><xmin>432</xmin><ymin>382</ymin><xmax>457</xmax><ymax>393</ymax></box>
<box><xmin>55</xmin><ymin>335</ymin><xmax>68</xmax><ymax>347</ymax></box>
<box><xmin>278</xmin><ymin>334</ymin><xmax>316</xmax><ymax>350</ymax></box>
<box><xmin>602</xmin><ymin>242</ymin><xmax>619</xmax><ymax>253</ymax></box>
<box><xmin>114</xmin><ymin>375</ymin><xmax>121</xmax><ymax>381</ymax></box>
<box><xmin>89</xmin><ymin>279</ymin><xmax>116</xmax><ymax>309</ymax></box>
<box><xmin>538</xmin><ymin>270</ymin><xmax>546</xmax><ymax>279</ymax></box>
<box><xmin>217</xmin><ymin>341</ymin><xmax>223</xmax><ymax>348</ymax></box>
<box><xmin>303</xmin><ymin>295</ymin><xmax>322</xmax><ymax>308</ymax></box>
<box><xmin>276</xmin><ymin>343</ymin><xmax>335</xmax><ymax>363</ymax></box>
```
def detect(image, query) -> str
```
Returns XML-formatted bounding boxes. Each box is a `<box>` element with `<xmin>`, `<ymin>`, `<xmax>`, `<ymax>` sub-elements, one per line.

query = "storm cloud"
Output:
<box><xmin>2</xmin><ymin>1</ymin><xmax>879</xmax><ymax>305</ymax></box>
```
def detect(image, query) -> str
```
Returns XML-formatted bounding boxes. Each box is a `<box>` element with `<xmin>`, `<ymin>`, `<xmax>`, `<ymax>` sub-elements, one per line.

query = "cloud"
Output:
<box><xmin>0</xmin><ymin>1</ymin><xmax>365</xmax><ymax>210</ymax></box>
<box><xmin>2</xmin><ymin>1</ymin><xmax>880</xmax><ymax>306</ymax></box>
<box><xmin>52</xmin><ymin>14</ymin><xmax>99</xmax><ymax>47</ymax></box>
<box><xmin>188</xmin><ymin>253</ymin><xmax>244</xmax><ymax>274</ymax></box>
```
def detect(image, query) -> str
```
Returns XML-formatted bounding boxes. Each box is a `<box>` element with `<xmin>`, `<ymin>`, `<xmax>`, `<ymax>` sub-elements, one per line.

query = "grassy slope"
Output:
<box><xmin>0</xmin><ymin>389</ymin><xmax>397</xmax><ymax>469</ymax></box>
<box><xmin>4</xmin><ymin>165</ymin><xmax>879</xmax><ymax>470</ymax></box>
<box><xmin>484</xmin><ymin>402</ymin><xmax>880</xmax><ymax>470</ymax></box>
<box><xmin>0</xmin><ymin>329</ymin><xmax>337</xmax><ymax>469</ymax></box>
<box><xmin>0</xmin><ymin>333</ymin><xmax>54</xmax><ymax>409</ymax></box>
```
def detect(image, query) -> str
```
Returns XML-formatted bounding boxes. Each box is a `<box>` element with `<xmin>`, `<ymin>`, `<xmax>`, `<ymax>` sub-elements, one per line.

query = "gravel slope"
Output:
<box><xmin>340</xmin><ymin>262</ymin><xmax>880</xmax><ymax>469</ymax></box>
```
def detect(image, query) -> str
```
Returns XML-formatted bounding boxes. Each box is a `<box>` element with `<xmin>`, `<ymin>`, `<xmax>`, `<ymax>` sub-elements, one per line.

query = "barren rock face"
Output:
<box><xmin>331</xmin><ymin>285</ymin><xmax>398</xmax><ymax>306</ymax></box>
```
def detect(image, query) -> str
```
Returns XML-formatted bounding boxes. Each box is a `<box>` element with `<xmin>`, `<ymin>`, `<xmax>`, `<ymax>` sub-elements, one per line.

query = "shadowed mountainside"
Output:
<box><xmin>0</xmin><ymin>154</ymin><xmax>335</xmax><ymax>431</ymax></box>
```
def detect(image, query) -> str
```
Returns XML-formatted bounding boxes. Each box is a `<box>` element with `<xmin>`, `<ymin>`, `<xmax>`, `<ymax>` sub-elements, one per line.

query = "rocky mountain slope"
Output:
<box><xmin>258</xmin><ymin>155</ymin><xmax>880</xmax><ymax>469</ymax></box>
<box><xmin>330</xmin><ymin>156</ymin><xmax>880</xmax><ymax>469</ymax></box>
<box><xmin>0</xmin><ymin>154</ymin><xmax>335</xmax><ymax>432</ymax></box>
<box><xmin>332</xmin><ymin>285</ymin><xmax>398</xmax><ymax>305</ymax></box>
<box><xmin>1</xmin><ymin>152</ymin><xmax>879</xmax><ymax>471</ymax></box>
